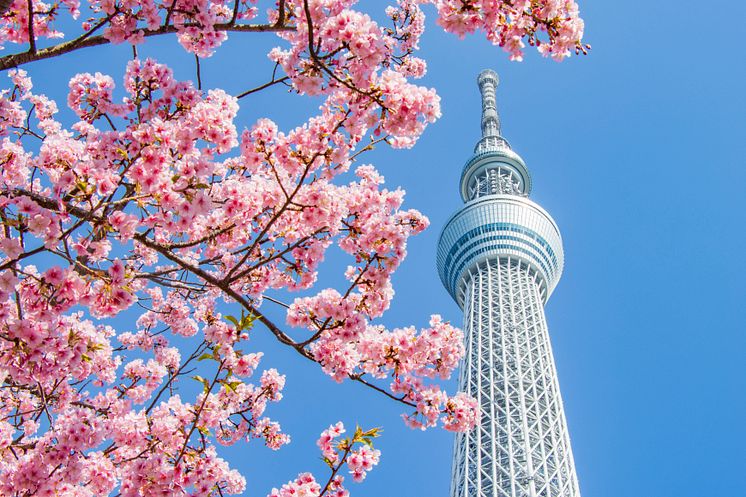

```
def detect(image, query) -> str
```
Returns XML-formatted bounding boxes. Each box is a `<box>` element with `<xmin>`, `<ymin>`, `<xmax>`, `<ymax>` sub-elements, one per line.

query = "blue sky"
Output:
<box><xmin>17</xmin><ymin>1</ymin><xmax>746</xmax><ymax>496</ymax></box>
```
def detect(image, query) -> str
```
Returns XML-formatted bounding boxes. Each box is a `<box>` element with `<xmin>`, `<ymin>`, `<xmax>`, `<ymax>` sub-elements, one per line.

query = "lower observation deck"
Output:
<box><xmin>436</xmin><ymin>195</ymin><xmax>564</xmax><ymax>307</ymax></box>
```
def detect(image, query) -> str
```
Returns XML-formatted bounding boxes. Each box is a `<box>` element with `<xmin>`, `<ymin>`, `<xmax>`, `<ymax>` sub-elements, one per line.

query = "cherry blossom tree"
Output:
<box><xmin>0</xmin><ymin>1</ymin><xmax>586</xmax><ymax>495</ymax></box>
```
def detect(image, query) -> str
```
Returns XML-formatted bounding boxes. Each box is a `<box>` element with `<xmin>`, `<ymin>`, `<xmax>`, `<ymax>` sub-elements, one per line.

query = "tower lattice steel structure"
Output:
<box><xmin>437</xmin><ymin>70</ymin><xmax>581</xmax><ymax>497</ymax></box>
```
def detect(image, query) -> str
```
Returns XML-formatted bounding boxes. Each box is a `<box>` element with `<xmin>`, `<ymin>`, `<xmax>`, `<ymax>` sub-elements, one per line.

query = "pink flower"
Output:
<box><xmin>0</xmin><ymin>238</ymin><xmax>23</xmax><ymax>259</ymax></box>
<box><xmin>317</xmin><ymin>421</ymin><xmax>346</xmax><ymax>464</ymax></box>
<box><xmin>269</xmin><ymin>473</ymin><xmax>321</xmax><ymax>497</ymax></box>
<box><xmin>346</xmin><ymin>444</ymin><xmax>380</xmax><ymax>482</ymax></box>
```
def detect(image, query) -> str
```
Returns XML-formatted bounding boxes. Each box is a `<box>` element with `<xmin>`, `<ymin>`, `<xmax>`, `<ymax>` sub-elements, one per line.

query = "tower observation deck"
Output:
<box><xmin>436</xmin><ymin>70</ymin><xmax>581</xmax><ymax>497</ymax></box>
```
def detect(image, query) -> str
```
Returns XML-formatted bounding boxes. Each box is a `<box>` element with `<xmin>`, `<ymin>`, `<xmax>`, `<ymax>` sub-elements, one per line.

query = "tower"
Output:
<box><xmin>437</xmin><ymin>70</ymin><xmax>581</xmax><ymax>497</ymax></box>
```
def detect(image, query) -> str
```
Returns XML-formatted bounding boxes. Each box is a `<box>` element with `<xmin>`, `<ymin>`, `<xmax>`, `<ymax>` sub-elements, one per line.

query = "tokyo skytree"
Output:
<box><xmin>436</xmin><ymin>70</ymin><xmax>581</xmax><ymax>497</ymax></box>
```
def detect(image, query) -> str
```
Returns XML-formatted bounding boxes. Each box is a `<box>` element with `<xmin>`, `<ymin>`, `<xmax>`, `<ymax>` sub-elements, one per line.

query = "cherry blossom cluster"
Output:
<box><xmin>0</xmin><ymin>54</ymin><xmax>456</xmax><ymax>494</ymax></box>
<box><xmin>431</xmin><ymin>0</ymin><xmax>587</xmax><ymax>61</ymax></box>
<box><xmin>270</xmin><ymin>472</ymin><xmax>324</xmax><ymax>497</ymax></box>
<box><xmin>288</xmin><ymin>294</ymin><xmax>474</xmax><ymax>429</ymax></box>
<box><xmin>0</xmin><ymin>1</ymin><xmax>586</xmax><ymax>70</ymax></box>
<box><xmin>270</xmin><ymin>423</ymin><xmax>379</xmax><ymax>497</ymax></box>
<box><xmin>317</xmin><ymin>423</ymin><xmax>380</xmax><ymax>482</ymax></box>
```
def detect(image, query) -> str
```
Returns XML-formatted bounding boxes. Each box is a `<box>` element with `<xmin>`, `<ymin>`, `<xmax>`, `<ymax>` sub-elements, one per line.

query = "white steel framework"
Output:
<box><xmin>449</xmin><ymin>259</ymin><xmax>579</xmax><ymax>497</ymax></box>
<box><xmin>437</xmin><ymin>70</ymin><xmax>580</xmax><ymax>497</ymax></box>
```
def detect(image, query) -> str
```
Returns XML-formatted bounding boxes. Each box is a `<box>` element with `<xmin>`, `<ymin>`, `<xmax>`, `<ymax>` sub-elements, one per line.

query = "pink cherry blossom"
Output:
<box><xmin>346</xmin><ymin>444</ymin><xmax>380</xmax><ymax>482</ymax></box>
<box><xmin>269</xmin><ymin>472</ymin><xmax>322</xmax><ymax>497</ymax></box>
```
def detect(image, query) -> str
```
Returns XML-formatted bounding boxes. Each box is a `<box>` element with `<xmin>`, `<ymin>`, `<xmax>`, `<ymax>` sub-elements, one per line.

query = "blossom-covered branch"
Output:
<box><xmin>270</xmin><ymin>423</ymin><xmax>381</xmax><ymax>497</ymax></box>
<box><xmin>0</xmin><ymin>0</ymin><xmax>587</xmax><ymax>70</ymax></box>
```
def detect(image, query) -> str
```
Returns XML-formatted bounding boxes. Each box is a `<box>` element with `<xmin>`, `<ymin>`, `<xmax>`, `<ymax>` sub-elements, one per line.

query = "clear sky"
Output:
<box><xmin>19</xmin><ymin>1</ymin><xmax>746</xmax><ymax>496</ymax></box>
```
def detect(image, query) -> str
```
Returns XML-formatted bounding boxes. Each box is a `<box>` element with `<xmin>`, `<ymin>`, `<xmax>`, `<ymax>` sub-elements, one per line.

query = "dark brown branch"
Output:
<box><xmin>224</xmin><ymin>110</ymin><xmax>351</xmax><ymax>281</ymax></box>
<box><xmin>5</xmin><ymin>187</ymin><xmax>416</xmax><ymax>409</ymax></box>
<box><xmin>195</xmin><ymin>54</ymin><xmax>202</xmax><ymax>90</ymax></box>
<box><xmin>319</xmin><ymin>443</ymin><xmax>354</xmax><ymax>497</ymax></box>
<box><xmin>164</xmin><ymin>223</ymin><xmax>236</xmax><ymax>250</ymax></box>
<box><xmin>173</xmin><ymin>362</ymin><xmax>223</xmax><ymax>466</ymax></box>
<box><xmin>134</xmin><ymin>233</ymin><xmax>415</xmax><ymax>407</ymax></box>
<box><xmin>301</xmin><ymin>0</ymin><xmax>385</xmax><ymax>106</ymax></box>
<box><xmin>0</xmin><ymin>0</ymin><xmax>13</xmax><ymax>15</ymax></box>
<box><xmin>163</xmin><ymin>0</ymin><xmax>178</xmax><ymax>26</ymax></box>
<box><xmin>146</xmin><ymin>340</ymin><xmax>209</xmax><ymax>414</ymax></box>
<box><xmin>229</xmin><ymin>0</ymin><xmax>240</xmax><ymax>25</ymax></box>
<box><xmin>25</xmin><ymin>0</ymin><xmax>35</xmax><ymax>54</ymax></box>
<box><xmin>227</xmin><ymin>228</ymin><xmax>327</xmax><ymax>282</ymax></box>
<box><xmin>235</xmin><ymin>73</ymin><xmax>290</xmax><ymax>99</ymax></box>
<box><xmin>0</xmin><ymin>22</ymin><xmax>294</xmax><ymax>71</ymax></box>
<box><xmin>276</xmin><ymin>0</ymin><xmax>286</xmax><ymax>27</ymax></box>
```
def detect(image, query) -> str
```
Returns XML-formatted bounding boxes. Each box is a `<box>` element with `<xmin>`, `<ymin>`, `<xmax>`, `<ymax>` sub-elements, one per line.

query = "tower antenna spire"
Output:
<box><xmin>475</xmin><ymin>69</ymin><xmax>510</xmax><ymax>153</ymax></box>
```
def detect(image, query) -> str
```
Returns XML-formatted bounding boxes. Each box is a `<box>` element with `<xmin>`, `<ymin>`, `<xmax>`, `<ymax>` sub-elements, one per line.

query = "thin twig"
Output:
<box><xmin>0</xmin><ymin>0</ymin><xmax>13</xmax><ymax>15</ymax></box>
<box><xmin>195</xmin><ymin>54</ymin><xmax>202</xmax><ymax>90</ymax></box>
<box><xmin>236</xmin><ymin>73</ymin><xmax>290</xmax><ymax>99</ymax></box>
<box><xmin>276</xmin><ymin>0</ymin><xmax>286</xmax><ymax>27</ymax></box>
<box><xmin>26</xmin><ymin>0</ymin><xmax>35</xmax><ymax>54</ymax></box>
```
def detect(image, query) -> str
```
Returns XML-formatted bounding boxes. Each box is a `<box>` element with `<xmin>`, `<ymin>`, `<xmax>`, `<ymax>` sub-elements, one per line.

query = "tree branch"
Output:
<box><xmin>0</xmin><ymin>0</ymin><xmax>13</xmax><ymax>15</ymax></box>
<box><xmin>194</xmin><ymin>54</ymin><xmax>202</xmax><ymax>90</ymax></box>
<box><xmin>5</xmin><ymin>187</ymin><xmax>417</xmax><ymax>409</ymax></box>
<box><xmin>235</xmin><ymin>73</ymin><xmax>290</xmax><ymax>99</ymax></box>
<box><xmin>25</xmin><ymin>0</ymin><xmax>35</xmax><ymax>54</ymax></box>
<box><xmin>0</xmin><ymin>22</ymin><xmax>295</xmax><ymax>71</ymax></box>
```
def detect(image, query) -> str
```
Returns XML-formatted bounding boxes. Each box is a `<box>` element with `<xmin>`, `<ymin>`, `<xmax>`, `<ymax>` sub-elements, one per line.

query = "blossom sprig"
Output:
<box><xmin>270</xmin><ymin>422</ymin><xmax>380</xmax><ymax>497</ymax></box>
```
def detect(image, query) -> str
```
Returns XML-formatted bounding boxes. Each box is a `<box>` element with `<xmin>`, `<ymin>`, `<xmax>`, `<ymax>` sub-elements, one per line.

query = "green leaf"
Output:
<box><xmin>364</xmin><ymin>427</ymin><xmax>381</xmax><ymax>438</ymax></box>
<box><xmin>241</xmin><ymin>313</ymin><xmax>256</xmax><ymax>331</ymax></box>
<box><xmin>192</xmin><ymin>375</ymin><xmax>210</xmax><ymax>393</ymax></box>
<box><xmin>221</xmin><ymin>380</ymin><xmax>242</xmax><ymax>393</ymax></box>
